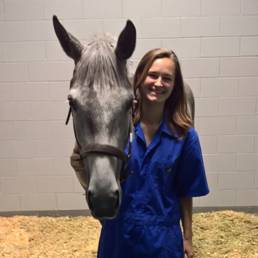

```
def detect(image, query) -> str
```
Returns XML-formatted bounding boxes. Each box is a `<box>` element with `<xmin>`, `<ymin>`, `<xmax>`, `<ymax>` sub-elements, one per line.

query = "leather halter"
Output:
<box><xmin>65</xmin><ymin>100</ymin><xmax>136</xmax><ymax>165</ymax></box>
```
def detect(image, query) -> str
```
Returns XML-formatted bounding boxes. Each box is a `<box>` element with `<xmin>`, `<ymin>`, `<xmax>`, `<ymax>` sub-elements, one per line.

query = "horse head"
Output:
<box><xmin>53</xmin><ymin>15</ymin><xmax>136</xmax><ymax>219</ymax></box>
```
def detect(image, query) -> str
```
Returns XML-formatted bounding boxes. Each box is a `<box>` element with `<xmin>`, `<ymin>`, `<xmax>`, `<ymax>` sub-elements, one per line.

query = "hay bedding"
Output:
<box><xmin>0</xmin><ymin>211</ymin><xmax>257</xmax><ymax>258</ymax></box>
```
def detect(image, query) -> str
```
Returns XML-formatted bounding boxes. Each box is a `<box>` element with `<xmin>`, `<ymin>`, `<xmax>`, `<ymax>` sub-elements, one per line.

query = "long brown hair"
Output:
<box><xmin>133</xmin><ymin>48</ymin><xmax>192</xmax><ymax>137</ymax></box>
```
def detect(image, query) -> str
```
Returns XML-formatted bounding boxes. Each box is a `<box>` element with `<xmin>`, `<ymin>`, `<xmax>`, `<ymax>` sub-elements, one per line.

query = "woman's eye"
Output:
<box><xmin>147</xmin><ymin>73</ymin><xmax>159</xmax><ymax>79</ymax></box>
<box><xmin>163</xmin><ymin>77</ymin><xmax>173</xmax><ymax>82</ymax></box>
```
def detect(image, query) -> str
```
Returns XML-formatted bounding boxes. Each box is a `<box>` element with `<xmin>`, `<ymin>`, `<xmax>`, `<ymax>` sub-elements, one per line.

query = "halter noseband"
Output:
<box><xmin>65</xmin><ymin>100</ymin><xmax>136</xmax><ymax>167</ymax></box>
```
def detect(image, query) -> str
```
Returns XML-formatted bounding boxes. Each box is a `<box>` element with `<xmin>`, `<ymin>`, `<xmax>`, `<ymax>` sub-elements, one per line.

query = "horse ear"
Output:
<box><xmin>53</xmin><ymin>15</ymin><xmax>83</xmax><ymax>63</ymax></box>
<box><xmin>115</xmin><ymin>20</ymin><xmax>136</xmax><ymax>60</ymax></box>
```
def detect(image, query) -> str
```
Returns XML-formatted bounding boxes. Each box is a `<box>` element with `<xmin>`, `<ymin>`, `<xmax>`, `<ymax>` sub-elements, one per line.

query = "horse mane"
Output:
<box><xmin>76</xmin><ymin>35</ymin><xmax>130</xmax><ymax>91</ymax></box>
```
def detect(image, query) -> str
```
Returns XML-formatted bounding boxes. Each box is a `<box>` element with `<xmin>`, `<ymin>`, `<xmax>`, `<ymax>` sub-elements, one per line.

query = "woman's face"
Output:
<box><xmin>140</xmin><ymin>57</ymin><xmax>175</xmax><ymax>105</ymax></box>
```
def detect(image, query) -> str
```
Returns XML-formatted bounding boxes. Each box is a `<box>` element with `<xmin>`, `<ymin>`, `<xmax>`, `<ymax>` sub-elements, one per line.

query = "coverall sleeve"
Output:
<box><xmin>175</xmin><ymin>128</ymin><xmax>209</xmax><ymax>197</ymax></box>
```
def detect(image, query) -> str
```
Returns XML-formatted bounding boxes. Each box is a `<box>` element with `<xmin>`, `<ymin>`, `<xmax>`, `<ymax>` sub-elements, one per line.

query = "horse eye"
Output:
<box><xmin>67</xmin><ymin>95</ymin><xmax>77</xmax><ymax>109</ymax></box>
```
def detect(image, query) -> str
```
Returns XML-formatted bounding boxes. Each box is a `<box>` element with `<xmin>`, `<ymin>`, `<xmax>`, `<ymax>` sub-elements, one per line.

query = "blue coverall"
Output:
<box><xmin>97</xmin><ymin>119</ymin><xmax>209</xmax><ymax>258</ymax></box>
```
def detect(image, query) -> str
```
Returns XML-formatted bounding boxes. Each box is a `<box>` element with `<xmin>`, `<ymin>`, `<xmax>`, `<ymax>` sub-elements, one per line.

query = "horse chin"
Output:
<box><xmin>91</xmin><ymin>209</ymin><xmax>119</xmax><ymax>220</ymax></box>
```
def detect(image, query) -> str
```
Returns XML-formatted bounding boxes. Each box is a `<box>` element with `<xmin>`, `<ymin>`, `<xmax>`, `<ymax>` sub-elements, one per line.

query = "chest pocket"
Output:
<box><xmin>152</xmin><ymin>159</ymin><xmax>178</xmax><ymax>192</ymax></box>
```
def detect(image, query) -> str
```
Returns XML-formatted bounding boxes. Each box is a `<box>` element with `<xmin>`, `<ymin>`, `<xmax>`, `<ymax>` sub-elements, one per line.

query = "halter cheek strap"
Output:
<box><xmin>65</xmin><ymin>107</ymin><xmax>72</xmax><ymax>125</ymax></box>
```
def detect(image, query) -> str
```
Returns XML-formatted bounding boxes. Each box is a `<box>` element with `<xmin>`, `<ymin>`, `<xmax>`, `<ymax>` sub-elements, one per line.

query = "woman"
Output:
<box><xmin>72</xmin><ymin>48</ymin><xmax>209</xmax><ymax>258</ymax></box>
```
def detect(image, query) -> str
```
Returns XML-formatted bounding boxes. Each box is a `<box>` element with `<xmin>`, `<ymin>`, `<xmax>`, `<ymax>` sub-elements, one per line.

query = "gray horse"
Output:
<box><xmin>53</xmin><ymin>16</ymin><xmax>136</xmax><ymax>219</ymax></box>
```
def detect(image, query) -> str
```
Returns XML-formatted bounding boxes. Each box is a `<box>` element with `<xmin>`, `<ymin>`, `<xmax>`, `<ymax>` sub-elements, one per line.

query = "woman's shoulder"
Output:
<box><xmin>184</xmin><ymin>127</ymin><xmax>200</xmax><ymax>143</ymax></box>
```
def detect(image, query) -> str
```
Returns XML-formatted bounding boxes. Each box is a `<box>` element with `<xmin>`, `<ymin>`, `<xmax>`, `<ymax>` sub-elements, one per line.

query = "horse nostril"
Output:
<box><xmin>114</xmin><ymin>190</ymin><xmax>120</xmax><ymax>207</ymax></box>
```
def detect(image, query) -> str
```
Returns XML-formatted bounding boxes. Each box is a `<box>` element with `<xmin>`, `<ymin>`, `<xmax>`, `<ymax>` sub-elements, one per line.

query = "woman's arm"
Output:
<box><xmin>180</xmin><ymin>197</ymin><xmax>194</xmax><ymax>258</ymax></box>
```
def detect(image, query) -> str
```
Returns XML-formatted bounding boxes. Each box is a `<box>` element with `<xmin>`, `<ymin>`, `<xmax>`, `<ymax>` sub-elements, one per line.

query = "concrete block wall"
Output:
<box><xmin>0</xmin><ymin>0</ymin><xmax>257</xmax><ymax>212</ymax></box>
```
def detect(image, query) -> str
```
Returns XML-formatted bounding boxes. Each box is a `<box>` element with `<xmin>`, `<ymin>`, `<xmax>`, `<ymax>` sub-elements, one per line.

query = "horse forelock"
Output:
<box><xmin>73</xmin><ymin>35</ymin><xmax>129</xmax><ymax>93</ymax></box>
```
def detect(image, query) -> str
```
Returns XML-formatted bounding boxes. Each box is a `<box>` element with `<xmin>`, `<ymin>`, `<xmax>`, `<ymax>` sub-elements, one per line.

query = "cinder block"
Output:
<box><xmin>16</xmin><ymin>157</ymin><xmax>71</xmax><ymax>176</ymax></box>
<box><xmin>52</xmin><ymin>157</ymin><xmax>74</xmax><ymax>176</ymax></box>
<box><xmin>162</xmin><ymin>38</ymin><xmax>201</xmax><ymax>59</ymax></box>
<box><xmin>48</xmin><ymin>82</ymin><xmax>68</xmax><ymax>100</ymax></box>
<box><xmin>74</xmin><ymin>177</ymin><xmax>84</xmax><ymax>193</ymax></box>
<box><xmin>198</xmin><ymin>189</ymin><xmax>236</xmax><ymax>207</ymax></box>
<box><xmin>236</xmin><ymin>189</ymin><xmax>258</xmax><ymax>206</ymax></box>
<box><xmin>197</xmin><ymin>116</ymin><xmax>237</xmax><ymax>135</ymax></box>
<box><xmin>242</xmin><ymin>0</ymin><xmax>258</xmax><ymax>15</ymax></box>
<box><xmin>20</xmin><ymin>193</ymin><xmax>57</xmax><ymax>211</ymax></box>
<box><xmin>0</xmin><ymin>83</ymin><xmax>12</xmax><ymax>100</ymax></box>
<box><xmin>24</xmin><ymin>101</ymin><xmax>66</xmax><ymax>120</ymax></box>
<box><xmin>237</xmin><ymin>116</ymin><xmax>258</xmax><ymax>134</ymax></box>
<box><xmin>181</xmin><ymin>58</ymin><xmax>219</xmax><ymax>78</ymax></box>
<box><xmin>36</xmin><ymin>176</ymin><xmax>74</xmax><ymax>193</ymax></box>
<box><xmin>1</xmin><ymin>42</ymin><xmax>46</xmax><ymax>62</ymax></box>
<box><xmin>195</xmin><ymin>98</ymin><xmax>219</xmax><ymax>116</ymax></box>
<box><xmin>237</xmin><ymin>154</ymin><xmax>257</xmax><ymax>171</ymax></box>
<box><xmin>4</xmin><ymin>0</ymin><xmax>45</xmax><ymax>20</ymax></box>
<box><xmin>203</xmin><ymin>154</ymin><xmax>237</xmax><ymax>172</ymax></box>
<box><xmin>219</xmin><ymin>97</ymin><xmax>256</xmax><ymax>115</ymax></box>
<box><xmin>0</xmin><ymin>44</ymin><xmax>3</xmax><ymax>61</ymax></box>
<box><xmin>218</xmin><ymin>135</ymin><xmax>255</xmax><ymax>153</ymax></box>
<box><xmin>0</xmin><ymin>21</ymin><xmax>42</xmax><ymax>41</ymax></box>
<box><xmin>201</xmin><ymin>37</ymin><xmax>239</xmax><ymax>57</ymax></box>
<box><xmin>238</xmin><ymin>77</ymin><xmax>258</xmax><ymax>96</ymax></box>
<box><xmin>199</xmin><ymin>135</ymin><xmax>217</xmax><ymax>154</ymax></box>
<box><xmin>203</xmin><ymin>154</ymin><xmax>220</xmax><ymax>171</ymax></box>
<box><xmin>162</xmin><ymin>0</ymin><xmax>201</xmax><ymax>17</ymax></box>
<box><xmin>184</xmin><ymin>79</ymin><xmax>201</xmax><ymax>98</ymax></box>
<box><xmin>33</xmin><ymin>139</ymin><xmax>73</xmax><ymax>158</ymax></box>
<box><xmin>0</xmin><ymin>140</ymin><xmax>14</xmax><ymax>158</ymax></box>
<box><xmin>220</xmin><ymin>57</ymin><xmax>258</xmax><ymax>77</ymax></box>
<box><xmin>56</xmin><ymin>192</ymin><xmax>88</xmax><ymax>210</ymax></box>
<box><xmin>45</xmin><ymin>0</ymin><xmax>83</xmax><ymax>20</ymax></box>
<box><xmin>132</xmin><ymin>39</ymin><xmax>162</xmax><ymax>60</ymax></box>
<box><xmin>201</xmin><ymin>0</ymin><xmax>240</xmax><ymax>16</ymax></box>
<box><xmin>201</xmin><ymin>78</ymin><xmax>238</xmax><ymax>97</ymax></box>
<box><xmin>140</xmin><ymin>18</ymin><xmax>180</xmax><ymax>38</ymax></box>
<box><xmin>218</xmin><ymin>173</ymin><xmax>255</xmax><ymax>190</ymax></box>
<box><xmin>0</xmin><ymin>63</ymin><xmax>28</xmax><ymax>82</ymax></box>
<box><xmin>206</xmin><ymin>173</ymin><xmax>219</xmax><ymax>190</ymax></box>
<box><xmin>17</xmin><ymin>158</ymin><xmax>53</xmax><ymax>176</ymax></box>
<box><xmin>0</xmin><ymin>101</ymin><xmax>31</xmax><ymax>121</ymax></box>
<box><xmin>181</xmin><ymin>17</ymin><xmax>220</xmax><ymax>37</ymax></box>
<box><xmin>46</xmin><ymin>41</ymin><xmax>68</xmax><ymax>61</ymax></box>
<box><xmin>0</xmin><ymin>121</ymin><xmax>16</xmax><ymax>140</ymax></box>
<box><xmin>0</xmin><ymin>194</ymin><xmax>20</xmax><ymax>211</ymax></box>
<box><xmin>52</xmin><ymin>20</ymin><xmax>103</xmax><ymax>41</ymax></box>
<box><xmin>0</xmin><ymin>0</ymin><xmax>4</xmax><ymax>20</ymax></box>
<box><xmin>102</xmin><ymin>18</ymin><xmax>141</xmax><ymax>38</ymax></box>
<box><xmin>28</xmin><ymin>61</ymin><xmax>73</xmax><ymax>81</ymax></box>
<box><xmin>123</xmin><ymin>0</ymin><xmax>160</xmax><ymax>18</ymax></box>
<box><xmin>240</xmin><ymin>36</ymin><xmax>258</xmax><ymax>56</ymax></box>
<box><xmin>11</xmin><ymin>82</ymin><xmax>50</xmax><ymax>101</ymax></box>
<box><xmin>0</xmin><ymin>140</ymin><xmax>38</xmax><ymax>158</ymax></box>
<box><xmin>2</xmin><ymin>176</ymin><xmax>37</xmax><ymax>194</ymax></box>
<box><xmin>221</xmin><ymin>16</ymin><xmax>258</xmax><ymax>36</ymax></box>
<box><xmin>83</xmin><ymin>0</ymin><xmax>122</xmax><ymax>18</ymax></box>
<box><xmin>13</xmin><ymin>121</ymin><xmax>49</xmax><ymax>140</ymax></box>
<box><xmin>0</xmin><ymin>159</ymin><xmax>18</xmax><ymax>176</ymax></box>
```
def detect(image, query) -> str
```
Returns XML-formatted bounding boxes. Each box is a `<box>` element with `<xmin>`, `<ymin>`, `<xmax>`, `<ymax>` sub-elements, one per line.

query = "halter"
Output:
<box><xmin>65</xmin><ymin>99</ymin><xmax>137</xmax><ymax>179</ymax></box>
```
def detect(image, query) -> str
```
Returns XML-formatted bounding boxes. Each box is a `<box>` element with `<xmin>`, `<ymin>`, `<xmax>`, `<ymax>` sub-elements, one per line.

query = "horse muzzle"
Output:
<box><xmin>86</xmin><ymin>188</ymin><xmax>121</xmax><ymax>219</ymax></box>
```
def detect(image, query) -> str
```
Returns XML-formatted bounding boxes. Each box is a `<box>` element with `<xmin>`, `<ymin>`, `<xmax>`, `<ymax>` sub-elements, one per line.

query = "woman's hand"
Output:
<box><xmin>180</xmin><ymin>197</ymin><xmax>194</xmax><ymax>258</ymax></box>
<box><xmin>184</xmin><ymin>238</ymin><xmax>194</xmax><ymax>258</ymax></box>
